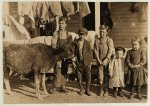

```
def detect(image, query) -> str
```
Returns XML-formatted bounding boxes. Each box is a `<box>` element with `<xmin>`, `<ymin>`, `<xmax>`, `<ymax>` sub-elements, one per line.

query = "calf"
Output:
<box><xmin>3</xmin><ymin>41</ymin><xmax>74</xmax><ymax>100</ymax></box>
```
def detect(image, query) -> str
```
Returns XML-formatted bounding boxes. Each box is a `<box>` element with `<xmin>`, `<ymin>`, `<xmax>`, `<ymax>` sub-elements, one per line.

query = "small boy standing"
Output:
<box><xmin>73</xmin><ymin>27</ymin><xmax>93</xmax><ymax>96</ymax></box>
<box><xmin>109</xmin><ymin>47</ymin><xmax>126</xmax><ymax>97</ymax></box>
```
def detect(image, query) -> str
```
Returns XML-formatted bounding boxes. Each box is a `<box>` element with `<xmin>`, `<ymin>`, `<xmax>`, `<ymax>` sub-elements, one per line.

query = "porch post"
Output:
<box><xmin>95</xmin><ymin>2</ymin><xmax>100</xmax><ymax>34</ymax></box>
<box><xmin>108</xmin><ymin>2</ymin><xmax>111</xmax><ymax>9</ymax></box>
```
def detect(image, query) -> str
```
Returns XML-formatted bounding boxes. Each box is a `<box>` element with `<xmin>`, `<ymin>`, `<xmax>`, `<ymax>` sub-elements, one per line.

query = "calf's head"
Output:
<box><xmin>54</xmin><ymin>36</ymin><xmax>75</xmax><ymax>59</ymax></box>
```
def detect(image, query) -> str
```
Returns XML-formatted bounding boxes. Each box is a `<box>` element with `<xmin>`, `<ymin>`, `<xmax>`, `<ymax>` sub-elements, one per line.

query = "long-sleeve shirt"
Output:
<box><xmin>94</xmin><ymin>37</ymin><xmax>114</xmax><ymax>61</ymax></box>
<box><xmin>126</xmin><ymin>49</ymin><xmax>146</xmax><ymax>68</ymax></box>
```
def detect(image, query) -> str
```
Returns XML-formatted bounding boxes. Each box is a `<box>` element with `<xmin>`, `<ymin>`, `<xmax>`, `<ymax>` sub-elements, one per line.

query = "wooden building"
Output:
<box><xmin>3</xmin><ymin>2</ymin><xmax>148</xmax><ymax>48</ymax></box>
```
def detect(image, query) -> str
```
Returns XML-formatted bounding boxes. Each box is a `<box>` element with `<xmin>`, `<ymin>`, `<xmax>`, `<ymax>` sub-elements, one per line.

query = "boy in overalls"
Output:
<box><xmin>50</xmin><ymin>17</ymin><xmax>73</xmax><ymax>93</ymax></box>
<box><xmin>94</xmin><ymin>24</ymin><xmax>114</xmax><ymax>97</ymax></box>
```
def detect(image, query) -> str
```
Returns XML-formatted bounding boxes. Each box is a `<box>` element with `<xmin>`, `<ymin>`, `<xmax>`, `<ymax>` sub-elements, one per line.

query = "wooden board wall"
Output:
<box><xmin>66</xmin><ymin>13</ymin><xmax>81</xmax><ymax>34</ymax></box>
<box><xmin>111</xmin><ymin>2</ymin><xmax>147</xmax><ymax>48</ymax></box>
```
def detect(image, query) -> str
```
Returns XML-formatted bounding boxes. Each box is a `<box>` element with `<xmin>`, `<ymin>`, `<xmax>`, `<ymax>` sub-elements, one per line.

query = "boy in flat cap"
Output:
<box><xmin>73</xmin><ymin>27</ymin><xmax>93</xmax><ymax>96</ymax></box>
<box><xmin>94</xmin><ymin>24</ymin><xmax>114</xmax><ymax>97</ymax></box>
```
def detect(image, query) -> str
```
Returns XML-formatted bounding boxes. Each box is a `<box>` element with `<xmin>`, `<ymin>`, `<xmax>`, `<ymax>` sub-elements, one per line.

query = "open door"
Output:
<box><xmin>83</xmin><ymin>2</ymin><xmax>95</xmax><ymax>31</ymax></box>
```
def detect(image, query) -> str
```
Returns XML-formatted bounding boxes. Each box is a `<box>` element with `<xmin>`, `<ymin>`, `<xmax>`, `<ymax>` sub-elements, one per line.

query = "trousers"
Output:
<box><xmin>75</xmin><ymin>61</ymin><xmax>91</xmax><ymax>91</ymax></box>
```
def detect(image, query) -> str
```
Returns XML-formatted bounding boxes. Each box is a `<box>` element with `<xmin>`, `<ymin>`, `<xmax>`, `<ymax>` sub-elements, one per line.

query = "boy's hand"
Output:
<box><xmin>131</xmin><ymin>64</ymin><xmax>140</xmax><ymax>68</ymax></box>
<box><xmin>98</xmin><ymin>60</ymin><xmax>103</xmax><ymax>65</ymax></box>
<box><xmin>103</xmin><ymin>58</ymin><xmax>109</xmax><ymax>66</ymax></box>
<box><xmin>109</xmin><ymin>74</ymin><xmax>113</xmax><ymax>78</ymax></box>
<box><xmin>72</xmin><ymin>57</ymin><xmax>77</xmax><ymax>62</ymax></box>
<box><xmin>134</xmin><ymin>65</ymin><xmax>140</xmax><ymax>68</ymax></box>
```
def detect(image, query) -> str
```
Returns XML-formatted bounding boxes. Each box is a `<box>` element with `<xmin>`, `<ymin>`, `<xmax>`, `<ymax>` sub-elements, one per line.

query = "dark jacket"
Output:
<box><xmin>74</xmin><ymin>39</ymin><xmax>93</xmax><ymax>66</ymax></box>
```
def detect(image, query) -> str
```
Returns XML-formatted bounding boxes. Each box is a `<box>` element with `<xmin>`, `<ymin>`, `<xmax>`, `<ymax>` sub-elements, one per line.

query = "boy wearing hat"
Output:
<box><xmin>73</xmin><ymin>27</ymin><xmax>93</xmax><ymax>96</ymax></box>
<box><xmin>94</xmin><ymin>24</ymin><xmax>114</xmax><ymax>97</ymax></box>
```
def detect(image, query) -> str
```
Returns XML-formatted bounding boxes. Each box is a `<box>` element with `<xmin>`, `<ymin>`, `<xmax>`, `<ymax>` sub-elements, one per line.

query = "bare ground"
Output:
<box><xmin>4</xmin><ymin>76</ymin><xmax>147</xmax><ymax>104</ymax></box>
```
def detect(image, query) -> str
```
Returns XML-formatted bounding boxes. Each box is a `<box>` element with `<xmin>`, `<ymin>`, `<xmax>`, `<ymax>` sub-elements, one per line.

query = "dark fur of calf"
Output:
<box><xmin>3</xmin><ymin>42</ymin><xmax>74</xmax><ymax>100</ymax></box>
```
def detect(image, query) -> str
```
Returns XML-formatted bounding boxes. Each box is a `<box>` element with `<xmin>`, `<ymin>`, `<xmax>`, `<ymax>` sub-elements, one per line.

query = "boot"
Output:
<box><xmin>113</xmin><ymin>91</ymin><xmax>118</xmax><ymax>98</ymax></box>
<box><xmin>49</xmin><ymin>87</ymin><xmax>57</xmax><ymax>94</ymax></box>
<box><xmin>103</xmin><ymin>88</ymin><xmax>109</xmax><ymax>97</ymax></box>
<box><xmin>113</xmin><ymin>87</ymin><xmax>117</xmax><ymax>98</ymax></box>
<box><xmin>130</xmin><ymin>86</ymin><xmax>135</xmax><ymax>99</ymax></box>
<box><xmin>85</xmin><ymin>86</ymin><xmax>91</xmax><ymax>96</ymax></box>
<box><xmin>78</xmin><ymin>82</ymin><xmax>84</xmax><ymax>95</ymax></box>
<box><xmin>60</xmin><ymin>85</ymin><xmax>67</xmax><ymax>93</ymax></box>
<box><xmin>130</xmin><ymin>93</ymin><xmax>135</xmax><ymax>99</ymax></box>
<box><xmin>118</xmin><ymin>91</ymin><xmax>124</xmax><ymax>97</ymax></box>
<box><xmin>118</xmin><ymin>87</ymin><xmax>124</xmax><ymax>97</ymax></box>
<box><xmin>137</xmin><ymin>94</ymin><xmax>142</xmax><ymax>100</ymax></box>
<box><xmin>79</xmin><ymin>88</ymin><xmax>84</xmax><ymax>95</ymax></box>
<box><xmin>137</xmin><ymin>86</ymin><xmax>142</xmax><ymax>100</ymax></box>
<box><xmin>99</xmin><ymin>85</ymin><xmax>104</xmax><ymax>96</ymax></box>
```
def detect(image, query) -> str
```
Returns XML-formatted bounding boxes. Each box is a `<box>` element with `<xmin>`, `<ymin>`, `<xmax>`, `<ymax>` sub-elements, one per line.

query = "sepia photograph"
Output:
<box><xmin>2</xmin><ymin>0</ymin><xmax>148</xmax><ymax>104</ymax></box>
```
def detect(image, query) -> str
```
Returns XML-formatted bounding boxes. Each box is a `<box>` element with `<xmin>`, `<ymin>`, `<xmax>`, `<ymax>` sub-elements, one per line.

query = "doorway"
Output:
<box><xmin>83</xmin><ymin>2</ymin><xmax>95</xmax><ymax>31</ymax></box>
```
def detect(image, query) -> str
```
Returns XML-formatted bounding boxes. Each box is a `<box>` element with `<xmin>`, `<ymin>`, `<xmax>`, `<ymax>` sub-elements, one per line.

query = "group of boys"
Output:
<box><xmin>50</xmin><ymin>17</ymin><xmax>120</xmax><ymax>97</ymax></box>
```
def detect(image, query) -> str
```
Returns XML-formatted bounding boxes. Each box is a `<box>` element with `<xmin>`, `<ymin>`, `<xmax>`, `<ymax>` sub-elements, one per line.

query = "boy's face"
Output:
<box><xmin>79</xmin><ymin>33</ymin><xmax>86</xmax><ymax>40</ymax></box>
<box><xmin>116</xmin><ymin>50</ymin><xmax>124</xmax><ymax>58</ymax></box>
<box><xmin>132</xmin><ymin>41</ymin><xmax>140</xmax><ymax>50</ymax></box>
<box><xmin>100</xmin><ymin>29</ymin><xmax>107</xmax><ymax>38</ymax></box>
<box><xmin>59</xmin><ymin>21</ymin><xmax>67</xmax><ymax>30</ymax></box>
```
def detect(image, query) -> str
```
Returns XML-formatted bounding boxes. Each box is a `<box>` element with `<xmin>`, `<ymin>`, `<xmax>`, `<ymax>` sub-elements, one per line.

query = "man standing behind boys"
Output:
<box><xmin>94</xmin><ymin>24</ymin><xmax>114</xmax><ymax>97</ymax></box>
<box><xmin>74</xmin><ymin>28</ymin><xmax>93</xmax><ymax>96</ymax></box>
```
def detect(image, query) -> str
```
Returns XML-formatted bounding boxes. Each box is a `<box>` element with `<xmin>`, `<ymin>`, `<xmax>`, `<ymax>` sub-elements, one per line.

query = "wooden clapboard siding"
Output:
<box><xmin>111</xmin><ymin>2</ymin><xmax>147</xmax><ymax>48</ymax></box>
<box><xmin>9</xmin><ymin>2</ymin><xmax>19</xmax><ymax>21</ymax></box>
<box><xmin>67</xmin><ymin>12</ymin><xmax>82</xmax><ymax>33</ymax></box>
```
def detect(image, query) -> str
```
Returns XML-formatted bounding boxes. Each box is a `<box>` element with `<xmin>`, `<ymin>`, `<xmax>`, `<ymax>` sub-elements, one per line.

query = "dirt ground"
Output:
<box><xmin>4</xmin><ymin>75</ymin><xmax>147</xmax><ymax>104</ymax></box>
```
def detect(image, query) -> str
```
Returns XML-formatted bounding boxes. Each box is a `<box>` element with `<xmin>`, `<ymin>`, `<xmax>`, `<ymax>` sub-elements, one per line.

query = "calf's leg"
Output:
<box><xmin>41</xmin><ymin>73</ymin><xmax>49</xmax><ymax>95</ymax></box>
<box><xmin>34</xmin><ymin>71</ymin><xmax>43</xmax><ymax>100</ymax></box>
<box><xmin>4</xmin><ymin>67</ymin><xmax>13</xmax><ymax>95</ymax></box>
